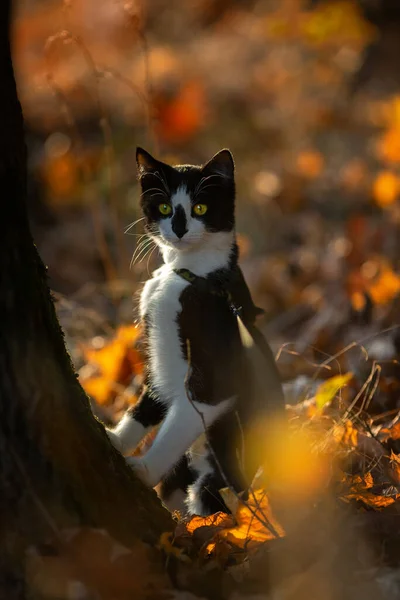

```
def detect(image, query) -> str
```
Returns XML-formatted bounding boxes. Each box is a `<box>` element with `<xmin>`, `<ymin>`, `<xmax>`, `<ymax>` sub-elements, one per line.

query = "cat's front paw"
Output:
<box><xmin>106</xmin><ymin>428</ymin><xmax>124</xmax><ymax>454</ymax></box>
<box><xmin>126</xmin><ymin>456</ymin><xmax>158</xmax><ymax>487</ymax></box>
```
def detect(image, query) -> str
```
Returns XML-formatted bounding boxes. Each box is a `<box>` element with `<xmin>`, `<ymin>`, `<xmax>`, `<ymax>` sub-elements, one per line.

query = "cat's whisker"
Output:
<box><xmin>125</xmin><ymin>232</ymin><xmax>148</xmax><ymax>238</ymax></box>
<box><xmin>140</xmin><ymin>189</ymin><xmax>168</xmax><ymax>200</ymax></box>
<box><xmin>130</xmin><ymin>239</ymin><xmax>152</xmax><ymax>269</ymax></box>
<box><xmin>194</xmin><ymin>183</ymin><xmax>219</xmax><ymax>199</ymax></box>
<box><xmin>152</xmin><ymin>170</ymin><xmax>170</xmax><ymax>195</ymax></box>
<box><xmin>134</xmin><ymin>244</ymin><xmax>156</xmax><ymax>269</ymax></box>
<box><xmin>124</xmin><ymin>216</ymin><xmax>145</xmax><ymax>234</ymax></box>
<box><xmin>132</xmin><ymin>240</ymin><xmax>156</xmax><ymax>267</ymax></box>
<box><xmin>146</xmin><ymin>244</ymin><xmax>159</xmax><ymax>276</ymax></box>
<box><xmin>141</xmin><ymin>242</ymin><xmax>157</xmax><ymax>270</ymax></box>
<box><xmin>193</xmin><ymin>174</ymin><xmax>221</xmax><ymax>197</ymax></box>
<box><xmin>140</xmin><ymin>187</ymin><xmax>166</xmax><ymax>196</ymax></box>
<box><xmin>194</xmin><ymin>173</ymin><xmax>224</xmax><ymax>197</ymax></box>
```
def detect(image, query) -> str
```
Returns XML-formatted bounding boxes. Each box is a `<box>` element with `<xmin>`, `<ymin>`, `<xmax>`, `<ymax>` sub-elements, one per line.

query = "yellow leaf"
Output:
<box><xmin>301</xmin><ymin>1</ymin><xmax>376</xmax><ymax>47</ymax></box>
<box><xmin>315</xmin><ymin>373</ymin><xmax>353</xmax><ymax>410</ymax></box>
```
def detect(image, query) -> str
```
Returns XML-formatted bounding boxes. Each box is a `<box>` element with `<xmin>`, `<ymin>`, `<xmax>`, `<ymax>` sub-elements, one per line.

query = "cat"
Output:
<box><xmin>107</xmin><ymin>147</ymin><xmax>284</xmax><ymax>516</ymax></box>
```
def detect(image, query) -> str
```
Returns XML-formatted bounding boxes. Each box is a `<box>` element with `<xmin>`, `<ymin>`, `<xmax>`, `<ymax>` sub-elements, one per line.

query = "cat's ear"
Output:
<box><xmin>202</xmin><ymin>149</ymin><xmax>234</xmax><ymax>180</ymax></box>
<box><xmin>136</xmin><ymin>147</ymin><xmax>159</xmax><ymax>177</ymax></box>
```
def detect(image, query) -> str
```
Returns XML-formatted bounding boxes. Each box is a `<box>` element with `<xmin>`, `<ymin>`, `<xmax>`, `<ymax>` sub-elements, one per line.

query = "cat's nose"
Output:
<box><xmin>173</xmin><ymin>226</ymin><xmax>188</xmax><ymax>239</ymax></box>
<box><xmin>171</xmin><ymin>205</ymin><xmax>188</xmax><ymax>239</ymax></box>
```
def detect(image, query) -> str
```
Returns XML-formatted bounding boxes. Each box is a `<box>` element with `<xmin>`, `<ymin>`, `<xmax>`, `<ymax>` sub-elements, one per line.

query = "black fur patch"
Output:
<box><xmin>127</xmin><ymin>387</ymin><xmax>167</xmax><ymax>428</ymax></box>
<box><xmin>158</xmin><ymin>455</ymin><xmax>196</xmax><ymax>498</ymax></box>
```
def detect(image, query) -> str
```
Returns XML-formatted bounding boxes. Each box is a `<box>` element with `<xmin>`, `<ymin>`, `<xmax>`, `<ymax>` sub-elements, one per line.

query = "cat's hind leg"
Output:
<box><xmin>186</xmin><ymin>469</ymin><xmax>229</xmax><ymax>516</ymax></box>
<box><xmin>156</xmin><ymin>454</ymin><xmax>196</xmax><ymax>514</ymax></box>
<box><xmin>106</xmin><ymin>387</ymin><xmax>166</xmax><ymax>455</ymax></box>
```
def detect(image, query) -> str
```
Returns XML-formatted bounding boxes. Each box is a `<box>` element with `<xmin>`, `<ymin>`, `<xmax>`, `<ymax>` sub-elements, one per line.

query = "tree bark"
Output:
<box><xmin>0</xmin><ymin>1</ymin><xmax>172</xmax><ymax>596</ymax></box>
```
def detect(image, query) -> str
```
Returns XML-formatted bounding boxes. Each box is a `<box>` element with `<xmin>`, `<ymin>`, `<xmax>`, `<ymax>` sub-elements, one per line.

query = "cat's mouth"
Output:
<box><xmin>161</xmin><ymin>235</ymin><xmax>202</xmax><ymax>251</ymax></box>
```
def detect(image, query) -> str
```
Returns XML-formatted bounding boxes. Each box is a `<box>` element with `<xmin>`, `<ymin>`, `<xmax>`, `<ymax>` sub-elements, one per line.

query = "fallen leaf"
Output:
<box><xmin>378</xmin><ymin>127</ymin><xmax>400</xmax><ymax>164</ymax></box>
<box><xmin>379</xmin><ymin>423</ymin><xmax>400</xmax><ymax>442</ymax></box>
<box><xmin>332</xmin><ymin>420</ymin><xmax>358</xmax><ymax>448</ymax></box>
<box><xmin>373</xmin><ymin>171</ymin><xmax>400</xmax><ymax>208</ymax></box>
<box><xmin>80</xmin><ymin>325</ymin><xmax>143</xmax><ymax>405</ymax></box>
<box><xmin>155</xmin><ymin>81</ymin><xmax>207</xmax><ymax>144</ymax></box>
<box><xmin>26</xmin><ymin>528</ymin><xmax>167</xmax><ymax>599</ymax></box>
<box><xmin>368</xmin><ymin>263</ymin><xmax>400</xmax><ymax>305</ymax></box>
<box><xmin>341</xmin><ymin>470</ymin><xmax>400</xmax><ymax>508</ymax></box>
<box><xmin>314</xmin><ymin>372</ymin><xmax>353</xmax><ymax>411</ymax></box>
<box><xmin>218</xmin><ymin>489</ymin><xmax>284</xmax><ymax>550</ymax></box>
<box><xmin>296</xmin><ymin>150</ymin><xmax>324</xmax><ymax>179</ymax></box>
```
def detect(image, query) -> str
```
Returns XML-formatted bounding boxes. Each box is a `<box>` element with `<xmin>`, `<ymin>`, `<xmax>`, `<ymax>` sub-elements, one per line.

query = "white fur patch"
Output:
<box><xmin>160</xmin><ymin>230</ymin><xmax>235</xmax><ymax>276</ymax></box>
<box><xmin>171</xmin><ymin>185</ymin><xmax>192</xmax><ymax>214</ymax></box>
<box><xmin>107</xmin><ymin>412</ymin><xmax>148</xmax><ymax>455</ymax></box>
<box><xmin>185</xmin><ymin>435</ymin><xmax>215</xmax><ymax>516</ymax></box>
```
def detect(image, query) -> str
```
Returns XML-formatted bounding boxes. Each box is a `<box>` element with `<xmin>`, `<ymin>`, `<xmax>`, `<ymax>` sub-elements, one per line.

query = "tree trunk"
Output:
<box><xmin>0</xmin><ymin>2</ymin><xmax>173</xmax><ymax>596</ymax></box>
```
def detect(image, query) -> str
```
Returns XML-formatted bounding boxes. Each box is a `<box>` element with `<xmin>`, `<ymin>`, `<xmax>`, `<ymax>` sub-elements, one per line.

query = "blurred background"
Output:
<box><xmin>12</xmin><ymin>0</ymin><xmax>400</xmax><ymax>405</ymax></box>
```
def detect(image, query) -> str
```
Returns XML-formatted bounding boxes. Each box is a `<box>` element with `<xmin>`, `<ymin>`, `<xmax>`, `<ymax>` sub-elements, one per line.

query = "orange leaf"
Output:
<box><xmin>378</xmin><ymin>127</ymin><xmax>400</xmax><ymax>164</ymax></box>
<box><xmin>186</xmin><ymin>512</ymin><xmax>232</xmax><ymax>535</ymax></box>
<box><xmin>373</xmin><ymin>171</ymin><xmax>400</xmax><ymax>208</ymax></box>
<box><xmin>333</xmin><ymin>420</ymin><xmax>358</xmax><ymax>448</ymax></box>
<box><xmin>80</xmin><ymin>325</ymin><xmax>143</xmax><ymax>405</ymax></box>
<box><xmin>341</xmin><ymin>471</ymin><xmax>400</xmax><ymax>509</ymax></box>
<box><xmin>379</xmin><ymin>423</ymin><xmax>400</xmax><ymax>442</ymax></box>
<box><xmin>155</xmin><ymin>81</ymin><xmax>207</xmax><ymax>144</ymax></box>
<box><xmin>296</xmin><ymin>150</ymin><xmax>324</xmax><ymax>179</ymax></box>
<box><xmin>219</xmin><ymin>489</ymin><xmax>284</xmax><ymax>550</ymax></box>
<box><xmin>183</xmin><ymin>489</ymin><xmax>284</xmax><ymax>559</ymax></box>
<box><xmin>368</xmin><ymin>263</ymin><xmax>400</xmax><ymax>305</ymax></box>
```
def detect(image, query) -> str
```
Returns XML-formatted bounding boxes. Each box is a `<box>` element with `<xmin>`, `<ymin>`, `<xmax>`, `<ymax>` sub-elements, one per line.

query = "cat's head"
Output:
<box><xmin>136</xmin><ymin>147</ymin><xmax>235</xmax><ymax>252</ymax></box>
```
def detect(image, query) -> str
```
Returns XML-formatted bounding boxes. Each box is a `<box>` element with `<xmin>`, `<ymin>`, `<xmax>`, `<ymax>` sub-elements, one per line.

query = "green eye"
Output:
<box><xmin>159</xmin><ymin>203</ymin><xmax>172</xmax><ymax>215</ymax></box>
<box><xmin>193</xmin><ymin>203</ymin><xmax>208</xmax><ymax>216</ymax></box>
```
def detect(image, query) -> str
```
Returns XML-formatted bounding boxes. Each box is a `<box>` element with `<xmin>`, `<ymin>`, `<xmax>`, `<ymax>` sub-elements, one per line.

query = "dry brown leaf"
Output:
<box><xmin>26</xmin><ymin>528</ymin><xmax>167</xmax><ymax>599</ymax></box>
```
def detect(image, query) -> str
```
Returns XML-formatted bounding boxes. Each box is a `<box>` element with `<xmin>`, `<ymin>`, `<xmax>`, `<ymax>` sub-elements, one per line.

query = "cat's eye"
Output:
<box><xmin>193</xmin><ymin>203</ymin><xmax>208</xmax><ymax>216</ymax></box>
<box><xmin>159</xmin><ymin>203</ymin><xmax>172</xmax><ymax>215</ymax></box>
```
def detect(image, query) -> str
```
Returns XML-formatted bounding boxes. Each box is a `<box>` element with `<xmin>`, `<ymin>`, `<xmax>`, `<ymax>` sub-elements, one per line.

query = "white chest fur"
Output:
<box><xmin>140</xmin><ymin>266</ymin><xmax>190</xmax><ymax>405</ymax></box>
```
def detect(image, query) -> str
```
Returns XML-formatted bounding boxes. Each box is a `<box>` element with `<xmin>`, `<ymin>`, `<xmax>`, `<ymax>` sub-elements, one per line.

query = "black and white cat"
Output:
<box><xmin>107</xmin><ymin>147</ymin><xmax>284</xmax><ymax>516</ymax></box>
